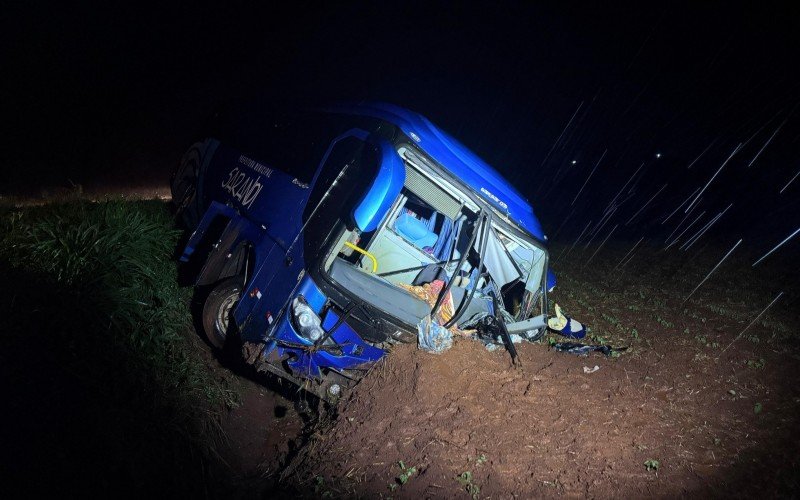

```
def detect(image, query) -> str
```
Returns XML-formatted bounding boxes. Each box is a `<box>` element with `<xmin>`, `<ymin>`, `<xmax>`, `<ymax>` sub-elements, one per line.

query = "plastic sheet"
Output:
<box><xmin>417</xmin><ymin>315</ymin><xmax>453</xmax><ymax>354</ymax></box>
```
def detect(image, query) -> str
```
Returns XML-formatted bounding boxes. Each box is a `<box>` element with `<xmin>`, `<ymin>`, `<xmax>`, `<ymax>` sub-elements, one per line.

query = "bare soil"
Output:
<box><xmin>273</xmin><ymin>242</ymin><xmax>800</xmax><ymax>498</ymax></box>
<box><xmin>219</xmin><ymin>380</ymin><xmax>304</xmax><ymax>483</ymax></box>
<box><xmin>11</xmin><ymin>194</ymin><xmax>797</xmax><ymax>497</ymax></box>
<box><xmin>17</xmin><ymin>187</ymin><xmax>793</xmax><ymax>497</ymax></box>
<box><xmin>190</xmin><ymin>340</ymin><xmax>307</xmax><ymax>497</ymax></box>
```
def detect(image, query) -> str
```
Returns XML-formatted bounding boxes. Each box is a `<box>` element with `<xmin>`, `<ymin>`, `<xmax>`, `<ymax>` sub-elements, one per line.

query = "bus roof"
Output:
<box><xmin>331</xmin><ymin>102</ymin><xmax>546</xmax><ymax>242</ymax></box>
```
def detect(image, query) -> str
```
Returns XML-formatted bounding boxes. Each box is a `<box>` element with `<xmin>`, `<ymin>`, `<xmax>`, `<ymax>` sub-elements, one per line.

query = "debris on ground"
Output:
<box><xmin>417</xmin><ymin>315</ymin><xmax>453</xmax><ymax>354</ymax></box>
<box><xmin>286</xmin><ymin>334</ymin><xmax>800</xmax><ymax>497</ymax></box>
<box><xmin>547</xmin><ymin>303</ymin><xmax>587</xmax><ymax>338</ymax></box>
<box><xmin>552</xmin><ymin>341</ymin><xmax>627</xmax><ymax>356</ymax></box>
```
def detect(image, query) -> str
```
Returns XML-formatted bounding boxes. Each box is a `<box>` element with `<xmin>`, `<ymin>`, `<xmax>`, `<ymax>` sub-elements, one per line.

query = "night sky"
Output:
<box><xmin>3</xmin><ymin>2</ymin><xmax>799</xmax><ymax>256</ymax></box>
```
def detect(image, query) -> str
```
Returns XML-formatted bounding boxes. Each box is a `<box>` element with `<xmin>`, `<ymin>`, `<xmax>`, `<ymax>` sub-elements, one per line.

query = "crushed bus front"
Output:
<box><xmin>173</xmin><ymin>102</ymin><xmax>552</xmax><ymax>401</ymax></box>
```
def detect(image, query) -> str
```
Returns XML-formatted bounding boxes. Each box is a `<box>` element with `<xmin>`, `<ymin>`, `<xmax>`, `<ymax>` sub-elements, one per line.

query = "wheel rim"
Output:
<box><xmin>215</xmin><ymin>291</ymin><xmax>239</xmax><ymax>338</ymax></box>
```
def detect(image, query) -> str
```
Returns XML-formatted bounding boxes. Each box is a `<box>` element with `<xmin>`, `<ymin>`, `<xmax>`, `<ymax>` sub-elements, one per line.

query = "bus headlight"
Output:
<box><xmin>290</xmin><ymin>296</ymin><xmax>324</xmax><ymax>341</ymax></box>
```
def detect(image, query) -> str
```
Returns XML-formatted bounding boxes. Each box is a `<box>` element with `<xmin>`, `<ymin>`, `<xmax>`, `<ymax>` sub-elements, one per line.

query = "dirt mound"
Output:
<box><xmin>287</xmin><ymin>334</ymin><xmax>800</xmax><ymax>498</ymax></box>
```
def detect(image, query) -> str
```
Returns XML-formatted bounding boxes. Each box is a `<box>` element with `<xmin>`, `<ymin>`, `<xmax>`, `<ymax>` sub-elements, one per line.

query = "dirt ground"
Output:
<box><xmin>265</xmin><ymin>242</ymin><xmax>800</xmax><ymax>498</ymax></box>
<box><xmin>189</xmin><ymin>339</ymin><xmax>307</xmax><ymax>497</ymax></box>
<box><xmin>219</xmin><ymin>378</ymin><xmax>304</xmax><ymax>487</ymax></box>
<box><xmin>11</xmin><ymin>186</ymin><xmax>796</xmax><ymax>497</ymax></box>
<box><xmin>283</xmin><ymin>336</ymin><xmax>797</xmax><ymax>497</ymax></box>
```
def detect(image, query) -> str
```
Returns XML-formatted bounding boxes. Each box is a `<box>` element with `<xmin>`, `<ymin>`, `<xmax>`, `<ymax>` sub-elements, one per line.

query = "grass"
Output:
<box><xmin>388</xmin><ymin>460</ymin><xmax>417</xmax><ymax>491</ymax></box>
<box><xmin>0</xmin><ymin>200</ymin><xmax>237</xmax><ymax>495</ymax></box>
<box><xmin>456</xmin><ymin>470</ymin><xmax>481</xmax><ymax>499</ymax></box>
<box><xmin>644</xmin><ymin>459</ymin><xmax>660</xmax><ymax>472</ymax></box>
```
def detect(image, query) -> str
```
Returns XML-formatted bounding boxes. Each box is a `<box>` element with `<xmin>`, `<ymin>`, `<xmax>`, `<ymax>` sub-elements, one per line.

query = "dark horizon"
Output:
<box><xmin>3</xmin><ymin>2</ymin><xmax>798</xmax><ymax>254</ymax></box>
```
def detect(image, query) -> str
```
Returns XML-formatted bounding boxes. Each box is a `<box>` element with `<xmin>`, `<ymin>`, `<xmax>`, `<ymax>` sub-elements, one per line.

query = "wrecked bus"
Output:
<box><xmin>171</xmin><ymin>102</ymin><xmax>554</xmax><ymax>401</ymax></box>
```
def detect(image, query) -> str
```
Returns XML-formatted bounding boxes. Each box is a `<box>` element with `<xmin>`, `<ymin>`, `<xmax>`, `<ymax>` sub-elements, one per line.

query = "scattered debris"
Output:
<box><xmin>547</xmin><ymin>303</ymin><xmax>587</xmax><ymax>339</ymax></box>
<box><xmin>583</xmin><ymin>365</ymin><xmax>600</xmax><ymax>374</ymax></box>
<box><xmin>417</xmin><ymin>316</ymin><xmax>453</xmax><ymax>354</ymax></box>
<box><xmin>552</xmin><ymin>342</ymin><xmax>627</xmax><ymax>357</ymax></box>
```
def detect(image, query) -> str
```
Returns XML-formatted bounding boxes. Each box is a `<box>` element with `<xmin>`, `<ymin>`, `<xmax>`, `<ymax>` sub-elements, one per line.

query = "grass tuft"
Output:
<box><xmin>0</xmin><ymin>200</ymin><xmax>237</xmax><ymax>495</ymax></box>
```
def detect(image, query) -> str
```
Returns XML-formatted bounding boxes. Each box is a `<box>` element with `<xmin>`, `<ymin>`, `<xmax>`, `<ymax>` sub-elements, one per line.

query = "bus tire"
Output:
<box><xmin>172</xmin><ymin>142</ymin><xmax>205</xmax><ymax>228</ymax></box>
<box><xmin>202</xmin><ymin>277</ymin><xmax>243</xmax><ymax>349</ymax></box>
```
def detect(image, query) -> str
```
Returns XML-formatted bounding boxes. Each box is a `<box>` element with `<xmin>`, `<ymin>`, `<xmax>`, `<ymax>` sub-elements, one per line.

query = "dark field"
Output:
<box><xmin>1</xmin><ymin>199</ymin><xmax>798</xmax><ymax>498</ymax></box>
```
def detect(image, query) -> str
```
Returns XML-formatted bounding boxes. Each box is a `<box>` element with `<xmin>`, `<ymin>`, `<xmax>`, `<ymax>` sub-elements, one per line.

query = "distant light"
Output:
<box><xmin>655</xmin><ymin>153</ymin><xmax>662</xmax><ymax>159</ymax></box>
<box><xmin>571</xmin><ymin>160</ymin><xmax>577</xmax><ymax>164</ymax></box>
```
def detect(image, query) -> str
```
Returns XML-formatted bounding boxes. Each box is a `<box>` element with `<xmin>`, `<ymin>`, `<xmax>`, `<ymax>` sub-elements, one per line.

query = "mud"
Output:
<box><xmin>289</xmin><ymin>326</ymin><xmax>800</xmax><ymax>497</ymax></box>
<box><xmin>220</xmin><ymin>381</ymin><xmax>304</xmax><ymax>481</ymax></box>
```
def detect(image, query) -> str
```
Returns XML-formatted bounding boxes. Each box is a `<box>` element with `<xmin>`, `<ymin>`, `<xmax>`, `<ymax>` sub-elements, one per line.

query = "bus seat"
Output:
<box><xmin>394</xmin><ymin>213</ymin><xmax>438</xmax><ymax>250</ymax></box>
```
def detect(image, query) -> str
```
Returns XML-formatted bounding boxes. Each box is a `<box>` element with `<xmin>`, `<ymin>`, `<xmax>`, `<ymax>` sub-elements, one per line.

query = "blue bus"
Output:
<box><xmin>172</xmin><ymin>102</ymin><xmax>553</xmax><ymax>401</ymax></box>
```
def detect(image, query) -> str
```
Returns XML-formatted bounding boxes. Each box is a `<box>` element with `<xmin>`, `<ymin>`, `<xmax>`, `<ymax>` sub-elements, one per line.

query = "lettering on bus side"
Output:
<box><xmin>221</xmin><ymin>166</ymin><xmax>263</xmax><ymax>209</ymax></box>
<box><xmin>238</xmin><ymin>155</ymin><xmax>274</xmax><ymax>178</ymax></box>
<box><xmin>480</xmin><ymin>187</ymin><xmax>509</xmax><ymax>211</ymax></box>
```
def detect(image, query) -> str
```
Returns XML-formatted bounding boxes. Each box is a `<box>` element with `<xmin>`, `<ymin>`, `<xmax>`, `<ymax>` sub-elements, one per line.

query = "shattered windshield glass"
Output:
<box><xmin>499</xmin><ymin>230</ymin><xmax>546</xmax><ymax>291</ymax></box>
<box><xmin>478</xmin><ymin>219</ymin><xmax>546</xmax><ymax>293</ymax></box>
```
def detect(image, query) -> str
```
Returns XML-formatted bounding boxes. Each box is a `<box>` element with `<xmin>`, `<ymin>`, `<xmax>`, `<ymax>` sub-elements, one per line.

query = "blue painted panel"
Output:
<box><xmin>326</xmin><ymin>102</ymin><xmax>547</xmax><ymax>242</ymax></box>
<box><xmin>179</xmin><ymin>201</ymin><xmax>238</xmax><ymax>262</ymax></box>
<box><xmin>200</xmin><ymin>142</ymin><xmax>310</xmax><ymax>249</ymax></box>
<box><xmin>234</xmin><ymin>241</ymin><xmax>304</xmax><ymax>342</ymax></box>
<box><xmin>547</xmin><ymin>268</ymin><xmax>557</xmax><ymax>292</ymax></box>
<box><xmin>260</xmin><ymin>275</ymin><xmax>386</xmax><ymax>379</ymax></box>
<box><xmin>352</xmin><ymin>137</ymin><xmax>406</xmax><ymax>232</ymax></box>
<box><xmin>233</xmin><ymin>128</ymin><xmax>378</xmax><ymax>342</ymax></box>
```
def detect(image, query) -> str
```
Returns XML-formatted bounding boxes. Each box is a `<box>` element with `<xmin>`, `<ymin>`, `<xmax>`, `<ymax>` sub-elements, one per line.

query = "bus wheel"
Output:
<box><xmin>202</xmin><ymin>277</ymin><xmax>242</xmax><ymax>349</ymax></box>
<box><xmin>171</xmin><ymin>142</ymin><xmax>204</xmax><ymax>228</ymax></box>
